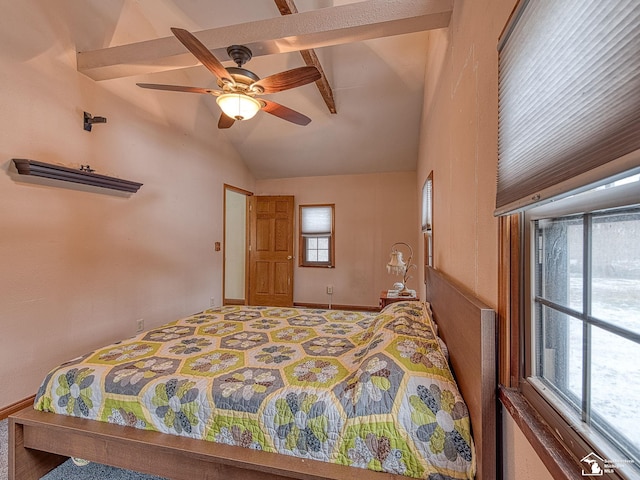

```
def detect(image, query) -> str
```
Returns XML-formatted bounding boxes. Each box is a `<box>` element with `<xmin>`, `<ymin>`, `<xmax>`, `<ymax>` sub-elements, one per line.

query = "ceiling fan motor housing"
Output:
<box><xmin>227</xmin><ymin>45</ymin><xmax>252</xmax><ymax>67</ymax></box>
<box><xmin>223</xmin><ymin>67</ymin><xmax>260</xmax><ymax>88</ymax></box>
<box><xmin>220</xmin><ymin>45</ymin><xmax>260</xmax><ymax>91</ymax></box>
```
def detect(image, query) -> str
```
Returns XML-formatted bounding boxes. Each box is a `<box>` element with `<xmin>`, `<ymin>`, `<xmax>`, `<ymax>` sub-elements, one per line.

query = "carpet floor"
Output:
<box><xmin>1</xmin><ymin>420</ymin><xmax>7</xmax><ymax>480</ymax></box>
<box><xmin>1</xmin><ymin>418</ymin><xmax>168</xmax><ymax>480</ymax></box>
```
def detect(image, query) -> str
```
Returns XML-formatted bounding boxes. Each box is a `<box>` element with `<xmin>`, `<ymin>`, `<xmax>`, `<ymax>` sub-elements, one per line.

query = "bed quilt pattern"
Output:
<box><xmin>34</xmin><ymin>302</ymin><xmax>475</xmax><ymax>479</ymax></box>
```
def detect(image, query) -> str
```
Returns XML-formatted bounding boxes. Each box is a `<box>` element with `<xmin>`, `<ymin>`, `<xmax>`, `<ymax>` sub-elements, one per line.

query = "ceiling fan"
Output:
<box><xmin>137</xmin><ymin>28</ymin><xmax>321</xmax><ymax>129</ymax></box>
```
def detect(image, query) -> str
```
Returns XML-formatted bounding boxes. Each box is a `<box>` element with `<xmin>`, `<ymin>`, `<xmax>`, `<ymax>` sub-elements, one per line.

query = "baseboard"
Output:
<box><xmin>223</xmin><ymin>299</ymin><xmax>246</xmax><ymax>305</ymax></box>
<box><xmin>0</xmin><ymin>395</ymin><xmax>35</xmax><ymax>420</ymax></box>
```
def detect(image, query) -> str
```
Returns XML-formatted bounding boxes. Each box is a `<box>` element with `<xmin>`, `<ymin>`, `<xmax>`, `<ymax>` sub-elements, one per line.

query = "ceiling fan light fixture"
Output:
<box><xmin>216</xmin><ymin>93</ymin><xmax>261</xmax><ymax>121</ymax></box>
<box><xmin>141</xmin><ymin>30</ymin><xmax>318</xmax><ymax>128</ymax></box>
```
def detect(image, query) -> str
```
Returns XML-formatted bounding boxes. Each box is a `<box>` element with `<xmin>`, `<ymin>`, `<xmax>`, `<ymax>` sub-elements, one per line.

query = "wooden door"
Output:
<box><xmin>248</xmin><ymin>195</ymin><xmax>294</xmax><ymax>306</ymax></box>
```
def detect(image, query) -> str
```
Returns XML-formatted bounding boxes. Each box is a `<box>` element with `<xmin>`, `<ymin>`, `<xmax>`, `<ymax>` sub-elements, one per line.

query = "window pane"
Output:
<box><xmin>591</xmin><ymin>325</ymin><xmax>640</xmax><ymax>456</ymax></box>
<box><xmin>532</xmin><ymin>203</ymin><xmax>640</xmax><ymax>467</ymax></box>
<box><xmin>592</xmin><ymin>211</ymin><xmax>640</xmax><ymax>335</ymax></box>
<box><xmin>536</xmin><ymin>218</ymin><xmax>583</xmax><ymax>311</ymax></box>
<box><xmin>536</xmin><ymin>305</ymin><xmax>583</xmax><ymax>408</ymax></box>
<box><xmin>317</xmin><ymin>250</ymin><xmax>329</xmax><ymax>262</ymax></box>
<box><xmin>317</xmin><ymin>237</ymin><xmax>329</xmax><ymax>249</ymax></box>
<box><xmin>307</xmin><ymin>250</ymin><xmax>318</xmax><ymax>262</ymax></box>
<box><xmin>307</xmin><ymin>237</ymin><xmax>317</xmax><ymax>249</ymax></box>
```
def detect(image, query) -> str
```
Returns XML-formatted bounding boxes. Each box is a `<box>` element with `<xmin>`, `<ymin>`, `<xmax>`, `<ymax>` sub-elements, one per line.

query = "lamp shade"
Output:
<box><xmin>387</xmin><ymin>250</ymin><xmax>406</xmax><ymax>275</ymax></box>
<box><xmin>216</xmin><ymin>93</ymin><xmax>261</xmax><ymax>121</ymax></box>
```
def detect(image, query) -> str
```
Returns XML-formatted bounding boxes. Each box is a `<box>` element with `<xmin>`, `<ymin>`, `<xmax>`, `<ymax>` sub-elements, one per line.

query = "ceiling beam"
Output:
<box><xmin>77</xmin><ymin>0</ymin><xmax>452</xmax><ymax>81</ymax></box>
<box><xmin>274</xmin><ymin>0</ymin><xmax>336</xmax><ymax>114</ymax></box>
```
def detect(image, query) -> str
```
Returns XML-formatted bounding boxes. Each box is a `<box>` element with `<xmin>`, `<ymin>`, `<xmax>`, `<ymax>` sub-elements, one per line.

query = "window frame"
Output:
<box><xmin>505</xmin><ymin>178</ymin><xmax>640</xmax><ymax>479</ymax></box>
<box><xmin>298</xmin><ymin>204</ymin><xmax>335</xmax><ymax>268</ymax></box>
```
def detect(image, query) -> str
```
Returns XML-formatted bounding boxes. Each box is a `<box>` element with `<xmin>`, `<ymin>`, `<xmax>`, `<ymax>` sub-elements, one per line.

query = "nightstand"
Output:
<box><xmin>379</xmin><ymin>290</ymin><xmax>418</xmax><ymax>309</ymax></box>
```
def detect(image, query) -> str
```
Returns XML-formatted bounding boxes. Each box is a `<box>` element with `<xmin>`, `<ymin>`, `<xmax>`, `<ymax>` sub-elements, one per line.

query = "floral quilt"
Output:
<box><xmin>34</xmin><ymin>302</ymin><xmax>475</xmax><ymax>479</ymax></box>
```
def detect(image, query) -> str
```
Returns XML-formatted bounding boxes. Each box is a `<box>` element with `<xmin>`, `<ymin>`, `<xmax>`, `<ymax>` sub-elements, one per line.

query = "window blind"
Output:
<box><xmin>496</xmin><ymin>0</ymin><xmax>640</xmax><ymax>215</ymax></box>
<box><xmin>421</xmin><ymin>174</ymin><xmax>433</xmax><ymax>232</ymax></box>
<box><xmin>301</xmin><ymin>205</ymin><xmax>332</xmax><ymax>236</ymax></box>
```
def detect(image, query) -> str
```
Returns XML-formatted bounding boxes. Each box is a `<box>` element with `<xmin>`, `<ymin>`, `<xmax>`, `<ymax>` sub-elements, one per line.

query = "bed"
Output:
<box><xmin>9</xmin><ymin>267</ymin><xmax>496</xmax><ymax>480</ymax></box>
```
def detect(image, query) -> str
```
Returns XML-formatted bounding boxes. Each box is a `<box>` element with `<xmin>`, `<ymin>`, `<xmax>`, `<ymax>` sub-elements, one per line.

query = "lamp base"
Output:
<box><xmin>398</xmin><ymin>286</ymin><xmax>413</xmax><ymax>296</ymax></box>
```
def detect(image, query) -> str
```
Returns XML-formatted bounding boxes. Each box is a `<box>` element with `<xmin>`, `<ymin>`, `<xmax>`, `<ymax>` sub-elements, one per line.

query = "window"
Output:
<box><xmin>523</xmin><ymin>175</ymin><xmax>640</xmax><ymax>476</ymax></box>
<box><xmin>299</xmin><ymin>204</ymin><xmax>334</xmax><ymax>267</ymax></box>
<box><xmin>421</xmin><ymin>172</ymin><xmax>433</xmax><ymax>268</ymax></box>
<box><xmin>497</xmin><ymin>0</ymin><xmax>640</xmax><ymax>476</ymax></box>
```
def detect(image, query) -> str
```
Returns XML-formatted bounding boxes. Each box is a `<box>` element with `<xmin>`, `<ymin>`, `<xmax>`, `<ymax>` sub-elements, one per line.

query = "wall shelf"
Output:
<box><xmin>12</xmin><ymin>159</ymin><xmax>143</xmax><ymax>193</ymax></box>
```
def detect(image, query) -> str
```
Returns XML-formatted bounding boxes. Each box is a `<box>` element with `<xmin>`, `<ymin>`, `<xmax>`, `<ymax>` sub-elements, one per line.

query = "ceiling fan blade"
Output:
<box><xmin>218</xmin><ymin>113</ymin><xmax>235</xmax><ymax>129</ymax></box>
<box><xmin>261</xmin><ymin>99</ymin><xmax>312</xmax><ymax>126</ymax></box>
<box><xmin>136</xmin><ymin>83</ymin><xmax>221</xmax><ymax>95</ymax></box>
<box><xmin>251</xmin><ymin>66</ymin><xmax>321</xmax><ymax>94</ymax></box>
<box><xmin>170</xmin><ymin>27</ymin><xmax>235</xmax><ymax>86</ymax></box>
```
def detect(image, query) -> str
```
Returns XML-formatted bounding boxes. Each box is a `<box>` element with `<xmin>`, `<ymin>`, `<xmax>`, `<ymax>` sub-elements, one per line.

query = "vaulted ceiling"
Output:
<box><xmin>74</xmin><ymin>0</ymin><xmax>451</xmax><ymax>179</ymax></box>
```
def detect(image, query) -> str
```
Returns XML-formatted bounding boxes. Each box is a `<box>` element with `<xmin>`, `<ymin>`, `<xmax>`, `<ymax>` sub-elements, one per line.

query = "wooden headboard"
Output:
<box><xmin>425</xmin><ymin>266</ymin><xmax>497</xmax><ymax>480</ymax></box>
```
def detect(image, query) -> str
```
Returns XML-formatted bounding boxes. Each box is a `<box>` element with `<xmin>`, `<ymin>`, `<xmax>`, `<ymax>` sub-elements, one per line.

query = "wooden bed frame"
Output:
<box><xmin>425</xmin><ymin>267</ymin><xmax>497</xmax><ymax>479</ymax></box>
<box><xmin>9</xmin><ymin>266</ymin><xmax>496</xmax><ymax>480</ymax></box>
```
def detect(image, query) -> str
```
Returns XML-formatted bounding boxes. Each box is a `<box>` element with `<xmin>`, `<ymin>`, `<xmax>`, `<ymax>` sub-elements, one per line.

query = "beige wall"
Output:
<box><xmin>416</xmin><ymin>0</ymin><xmax>554</xmax><ymax>478</ymax></box>
<box><xmin>415</xmin><ymin>18</ymin><xmax>505</xmax><ymax>305</ymax></box>
<box><xmin>0</xmin><ymin>0</ymin><xmax>254</xmax><ymax>407</ymax></box>
<box><xmin>502</xmin><ymin>407</ymin><xmax>554</xmax><ymax>479</ymax></box>
<box><xmin>256</xmin><ymin>172</ymin><xmax>418</xmax><ymax>308</ymax></box>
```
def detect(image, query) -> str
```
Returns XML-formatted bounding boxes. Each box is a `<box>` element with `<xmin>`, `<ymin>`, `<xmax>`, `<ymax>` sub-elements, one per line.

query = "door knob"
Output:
<box><xmin>287</xmin><ymin>255</ymin><xmax>293</xmax><ymax>260</ymax></box>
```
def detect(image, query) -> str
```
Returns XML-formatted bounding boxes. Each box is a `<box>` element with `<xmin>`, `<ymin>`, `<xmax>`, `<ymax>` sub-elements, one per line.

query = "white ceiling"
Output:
<box><xmin>65</xmin><ymin>0</ymin><xmax>448</xmax><ymax>179</ymax></box>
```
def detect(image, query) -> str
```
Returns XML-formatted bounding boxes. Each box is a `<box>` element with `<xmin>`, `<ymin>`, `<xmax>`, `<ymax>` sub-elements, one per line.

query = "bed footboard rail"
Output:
<box><xmin>9</xmin><ymin>407</ymin><xmax>397</xmax><ymax>480</ymax></box>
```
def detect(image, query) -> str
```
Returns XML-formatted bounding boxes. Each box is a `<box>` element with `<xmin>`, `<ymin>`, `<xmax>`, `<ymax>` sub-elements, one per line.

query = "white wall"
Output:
<box><xmin>0</xmin><ymin>0</ymin><xmax>254</xmax><ymax>407</ymax></box>
<box><xmin>224</xmin><ymin>189</ymin><xmax>247</xmax><ymax>301</ymax></box>
<box><xmin>256</xmin><ymin>172</ymin><xmax>418</xmax><ymax>308</ymax></box>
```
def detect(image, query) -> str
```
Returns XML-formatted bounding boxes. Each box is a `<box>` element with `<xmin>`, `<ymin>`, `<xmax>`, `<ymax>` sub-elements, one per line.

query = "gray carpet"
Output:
<box><xmin>0</xmin><ymin>418</ymin><xmax>168</xmax><ymax>480</ymax></box>
<box><xmin>1</xmin><ymin>420</ymin><xmax>7</xmax><ymax>480</ymax></box>
<box><xmin>39</xmin><ymin>460</ymin><xmax>168</xmax><ymax>480</ymax></box>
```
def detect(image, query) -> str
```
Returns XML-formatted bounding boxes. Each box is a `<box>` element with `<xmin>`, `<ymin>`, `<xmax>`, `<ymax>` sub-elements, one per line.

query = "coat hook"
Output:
<box><xmin>84</xmin><ymin>111</ymin><xmax>107</xmax><ymax>132</ymax></box>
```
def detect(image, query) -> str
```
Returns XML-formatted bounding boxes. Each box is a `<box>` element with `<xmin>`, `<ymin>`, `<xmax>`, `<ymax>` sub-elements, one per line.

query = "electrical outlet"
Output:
<box><xmin>326</xmin><ymin>285</ymin><xmax>333</xmax><ymax>295</ymax></box>
<box><xmin>136</xmin><ymin>319</ymin><xmax>144</xmax><ymax>332</ymax></box>
<box><xmin>210</xmin><ymin>297</ymin><xmax>216</xmax><ymax>308</ymax></box>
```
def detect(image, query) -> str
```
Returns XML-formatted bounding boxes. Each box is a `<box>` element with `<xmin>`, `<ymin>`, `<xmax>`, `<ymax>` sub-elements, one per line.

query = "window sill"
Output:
<box><xmin>499</xmin><ymin>385</ymin><xmax>580</xmax><ymax>480</ymax></box>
